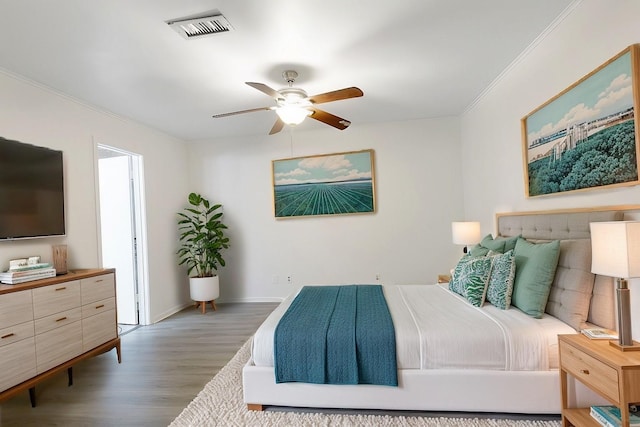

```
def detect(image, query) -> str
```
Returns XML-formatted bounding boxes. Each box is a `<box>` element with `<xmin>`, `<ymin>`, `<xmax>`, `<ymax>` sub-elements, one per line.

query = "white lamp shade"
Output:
<box><xmin>451</xmin><ymin>221</ymin><xmax>481</xmax><ymax>245</ymax></box>
<box><xmin>590</xmin><ymin>221</ymin><xmax>640</xmax><ymax>278</ymax></box>
<box><xmin>275</xmin><ymin>106</ymin><xmax>311</xmax><ymax>125</ymax></box>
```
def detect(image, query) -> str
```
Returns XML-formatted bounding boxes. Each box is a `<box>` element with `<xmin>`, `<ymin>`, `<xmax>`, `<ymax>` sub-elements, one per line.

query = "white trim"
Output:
<box><xmin>463</xmin><ymin>0</ymin><xmax>583</xmax><ymax>114</ymax></box>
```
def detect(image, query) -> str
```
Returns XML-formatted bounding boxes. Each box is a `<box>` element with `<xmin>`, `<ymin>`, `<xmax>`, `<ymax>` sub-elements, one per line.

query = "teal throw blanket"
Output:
<box><xmin>274</xmin><ymin>285</ymin><xmax>397</xmax><ymax>386</ymax></box>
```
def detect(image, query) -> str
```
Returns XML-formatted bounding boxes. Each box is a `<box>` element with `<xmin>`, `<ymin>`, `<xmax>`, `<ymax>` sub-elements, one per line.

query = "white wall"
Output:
<box><xmin>0</xmin><ymin>70</ymin><xmax>190</xmax><ymax>323</ymax></box>
<box><xmin>461</xmin><ymin>0</ymin><xmax>640</xmax><ymax>338</ymax></box>
<box><xmin>189</xmin><ymin>116</ymin><xmax>465</xmax><ymax>301</ymax></box>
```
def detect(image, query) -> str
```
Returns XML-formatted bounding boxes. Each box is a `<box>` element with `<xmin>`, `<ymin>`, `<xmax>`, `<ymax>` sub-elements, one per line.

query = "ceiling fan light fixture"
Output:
<box><xmin>276</xmin><ymin>106</ymin><xmax>311</xmax><ymax>125</ymax></box>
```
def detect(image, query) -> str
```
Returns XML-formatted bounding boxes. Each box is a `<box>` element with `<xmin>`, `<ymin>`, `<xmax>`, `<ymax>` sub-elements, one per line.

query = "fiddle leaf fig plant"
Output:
<box><xmin>177</xmin><ymin>193</ymin><xmax>230</xmax><ymax>278</ymax></box>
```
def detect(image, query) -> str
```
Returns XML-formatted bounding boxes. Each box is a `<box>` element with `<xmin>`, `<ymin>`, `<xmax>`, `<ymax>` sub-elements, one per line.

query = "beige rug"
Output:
<box><xmin>170</xmin><ymin>340</ymin><xmax>561</xmax><ymax>427</ymax></box>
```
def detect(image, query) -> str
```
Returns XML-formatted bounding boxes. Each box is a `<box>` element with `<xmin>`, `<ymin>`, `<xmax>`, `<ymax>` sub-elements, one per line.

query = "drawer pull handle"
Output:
<box><xmin>96</xmin><ymin>304</ymin><xmax>105</xmax><ymax>309</ymax></box>
<box><xmin>55</xmin><ymin>287</ymin><xmax>67</xmax><ymax>291</ymax></box>
<box><xmin>580</xmin><ymin>369</ymin><xmax>590</xmax><ymax>375</ymax></box>
<box><xmin>56</xmin><ymin>317</ymin><xmax>68</xmax><ymax>322</ymax></box>
<box><xmin>96</xmin><ymin>279</ymin><xmax>104</xmax><ymax>282</ymax></box>
<box><xmin>1</xmin><ymin>333</ymin><xmax>15</xmax><ymax>339</ymax></box>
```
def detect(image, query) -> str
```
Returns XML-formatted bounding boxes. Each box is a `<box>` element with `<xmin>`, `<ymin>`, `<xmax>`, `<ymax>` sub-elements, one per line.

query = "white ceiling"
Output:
<box><xmin>0</xmin><ymin>0</ymin><xmax>575</xmax><ymax>141</ymax></box>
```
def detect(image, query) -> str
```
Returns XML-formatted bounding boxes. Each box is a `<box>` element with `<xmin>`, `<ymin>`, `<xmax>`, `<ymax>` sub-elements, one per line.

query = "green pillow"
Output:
<box><xmin>486</xmin><ymin>250</ymin><xmax>516</xmax><ymax>309</ymax></box>
<box><xmin>449</xmin><ymin>256</ymin><xmax>472</xmax><ymax>296</ymax></box>
<box><xmin>468</xmin><ymin>244</ymin><xmax>490</xmax><ymax>257</ymax></box>
<box><xmin>462</xmin><ymin>257</ymin><xmax>493</xmax><ymax>307</ymax></box>
<box><xmin>450</xmin><ymin>256</ymin><xmax>492</xmax><ymax>307</ymax></box>
<box><xmin>511</xmin><ymin>238</ymin><xmax>561</xmax><ymax>318</ymax></box>
<box><xmin>480</xmin><ymin>234</ymin><xmax>506</xmax><ymax>253</ymax></box>
<box><xmin>496</xmin><ymin>235</ymin><xmax>520</xmax><ymax>252</ymax></box>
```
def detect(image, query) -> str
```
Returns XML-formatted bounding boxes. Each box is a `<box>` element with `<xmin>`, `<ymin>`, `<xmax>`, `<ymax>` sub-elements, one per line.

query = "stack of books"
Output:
<box><xmin>591</xmin><ymin>405</ymin><xmax>640</xmax><ymax>427</ymax></box>
<box><xmin>582</xmin><ymin>328</ymin><xmax>618</xmax><ymax>340</ymax></box>
<box><xmin>0</xmin><ymin>263</ymin><xmax>56</xmax><ymax>284</ymax></box>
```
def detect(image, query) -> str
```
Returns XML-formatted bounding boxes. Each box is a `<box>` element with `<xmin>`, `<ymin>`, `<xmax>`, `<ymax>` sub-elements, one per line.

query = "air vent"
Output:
<box><xmin>167</xmin><ymin>13</ymin><xmax>233</xmax><ymax>39</ymax></box>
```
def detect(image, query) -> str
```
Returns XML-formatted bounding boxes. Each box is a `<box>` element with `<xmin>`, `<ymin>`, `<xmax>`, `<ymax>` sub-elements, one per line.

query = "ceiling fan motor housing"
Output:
<box><xmin>278</xmin><ymin>87</ymin><xmax>310</xmax><ymax>107</ymax></box>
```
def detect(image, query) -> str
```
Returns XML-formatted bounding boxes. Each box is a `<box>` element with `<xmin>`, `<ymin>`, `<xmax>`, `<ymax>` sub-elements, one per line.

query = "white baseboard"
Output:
<box><xmin>152</xmin><ymin>301</ymin><xmax>193</xmax><ymax>324</ymax></box>
<box><xmin>219</xmin><ymin>297</ymin><xmax>284</xmax><ymax>303</ymax></box>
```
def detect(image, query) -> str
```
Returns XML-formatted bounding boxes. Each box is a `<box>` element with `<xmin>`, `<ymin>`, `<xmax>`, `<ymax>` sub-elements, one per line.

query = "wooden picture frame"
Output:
<box><xmin>272</xmin><ymin>149</ymin><xmax>375</xmax><ymax>218</ymax></box>
<box><xmin>521</xmin><ymin>44</ymin><xmax>640</xmax><ymax>198</ymax></box>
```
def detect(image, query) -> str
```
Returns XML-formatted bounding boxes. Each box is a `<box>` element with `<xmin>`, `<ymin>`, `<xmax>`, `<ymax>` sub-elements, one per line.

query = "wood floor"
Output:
<box><xmin>0</xmin><ymin>302</ymin><xmax>278</xmax><ymax>427</ymax></box>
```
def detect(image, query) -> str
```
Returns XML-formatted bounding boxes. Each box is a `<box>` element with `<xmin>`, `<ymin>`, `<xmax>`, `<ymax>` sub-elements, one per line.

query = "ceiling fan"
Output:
<box><xmin>212</xmin><ymin>70</ymin><xmax>364</xmax><ymax>135</ymax></box>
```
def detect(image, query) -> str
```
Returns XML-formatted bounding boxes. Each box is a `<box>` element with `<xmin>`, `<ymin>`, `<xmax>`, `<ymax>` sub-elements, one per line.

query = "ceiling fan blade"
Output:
<box><xmin>308</xmin><ymin>87</ymin><xmax>363</xmax><ymax>105</ymax></box>
<box><xmin>246</xmin><ymin>82</ymin><xmax>283</xmax><ymax>100</ymax></box>
<box><xmin>269</xmin><ymin>118</ymin><xmax>285</xmax><ymax>135</ymax></box>
<box><xmin>212</xmin><ymin>106</ymin><xmax>274</xmax><ymax>118</ymax></box>
<box><xmin>308</xmin><ymin>108</ymin><xmax>351</xmax><ymax>130</ymax></box>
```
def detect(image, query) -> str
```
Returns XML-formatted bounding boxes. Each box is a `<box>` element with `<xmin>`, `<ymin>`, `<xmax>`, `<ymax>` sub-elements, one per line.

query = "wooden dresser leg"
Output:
<box><xmin>200</xmin><ymin>301</ymin><xmax>206</xmax><ymax>314</ymax></box>
<box><xmin>67</xmin><ymin>367</ymin><xmax>73</xmax><ymax>386</ymax></box>
<box><xmin>247</xmin><ymin>404</ymin><xmax>264</xmax><ymax>411</ymax></box>
<box><xmin>116</xmin><ymin>340</ymin><xmax>122</xmax><ymax>363</ymax></box>
<box><xmin>29</xmin><ymin>387</ymin><xmax>36</xmax><ymax>408</ymax></box>
<box><xmin>211</xmin><ymin>300</ymin><xmax>217</xmax><ymax>311</ymax></box>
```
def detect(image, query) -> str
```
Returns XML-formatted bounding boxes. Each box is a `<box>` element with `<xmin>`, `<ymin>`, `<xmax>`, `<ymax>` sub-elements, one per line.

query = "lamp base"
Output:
<box><xmin>609</xmin><ymin>339</ymin><xmax>640</xmax><ymax>352</ymax></box>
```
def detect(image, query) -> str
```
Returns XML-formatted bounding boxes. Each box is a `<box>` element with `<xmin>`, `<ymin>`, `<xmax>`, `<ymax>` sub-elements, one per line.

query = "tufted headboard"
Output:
<box><xmin>494</xmin><ymin>207</ymin><xmax>639</xmax><ymax>331</ymax></box>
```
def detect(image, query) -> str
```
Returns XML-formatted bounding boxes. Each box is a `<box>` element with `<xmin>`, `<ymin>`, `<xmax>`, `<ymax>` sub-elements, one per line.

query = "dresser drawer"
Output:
<box><xmin>0</xmin><ymin>321</ymin><xmax>35</xmax><ymax>348</ymax></box>
<box><xmin>82</xmin><ymin>309</ymin><xmax>117</xmax><ymax>352</ymax></box>
<box><xmin>0</xmin><ymin>290</ymin><xmax>33</xmax><ymax>327</ymax></box>
<box><xmin>82</xmin><ymin>297</ymin><xmax>116</xmax><ymax>319</ymax></box>
<box><xmin>0</xmin><ymin>337</ymin><xmax>36</xmax><ymax>391</ymax></box>
<box><xmin>81</xmin><ymin>273</ymin><xmax>115</xmax><ymax>305</ymax></box>
<box><xmin>32</xmin><ymin>280</ymin><xmax>81</xmax><ymax>319</ymax></box>
<box><xmin>560</xmin><ymin>340</ymin><xmax>619</xmax><ymax>402</ymax></box>
<box><xmin>34</xmin><ymin>307</ymin><xmax>82</xmax><ymax>335</ymax></box>
<box><xmin>35</xmin><ymin>321</ymin><xmax>83</xmax><ymax>374</ymax></box>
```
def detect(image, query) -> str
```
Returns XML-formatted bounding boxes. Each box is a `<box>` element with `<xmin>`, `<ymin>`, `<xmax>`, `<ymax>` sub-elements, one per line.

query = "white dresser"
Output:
<box><xmin>0</xmin><ymin>269</ymin><xmax>120</xmax><ymax>406</ymax></box>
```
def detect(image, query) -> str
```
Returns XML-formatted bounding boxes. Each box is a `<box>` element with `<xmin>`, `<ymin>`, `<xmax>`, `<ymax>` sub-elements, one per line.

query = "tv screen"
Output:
<box><xmin>0</xmin><ymin>137</ymin><xmax>65</xmax><ymax>240</ymax></box>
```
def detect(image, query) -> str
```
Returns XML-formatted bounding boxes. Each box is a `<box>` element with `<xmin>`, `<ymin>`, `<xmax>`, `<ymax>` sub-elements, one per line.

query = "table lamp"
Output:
<box><xmin>451</xmin><ymin>221</ymin><xmax>481</xmax><ymax>254</ymax></box>
<box><xmin>590</xmin><ymin>221</ymin><xmax>640</xmax><ymax>351</ymax></box>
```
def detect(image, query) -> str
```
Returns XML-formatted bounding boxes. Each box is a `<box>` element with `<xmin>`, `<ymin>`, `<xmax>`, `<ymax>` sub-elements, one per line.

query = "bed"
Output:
<box><xmin>242</xmin><ymin>206</ymin><xmax>637</xmax><ymax>413</ymax></box>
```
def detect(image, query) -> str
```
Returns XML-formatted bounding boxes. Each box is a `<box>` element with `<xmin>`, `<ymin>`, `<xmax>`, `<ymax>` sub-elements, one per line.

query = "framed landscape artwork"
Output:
<box><xmin>521</xmin><ymin>44</ymin><xmax>640</xmax><ymax>197</ymax></box>
<box><xmin>272</xmin><ymin>149</ymin><xmax>375</xmax><ymax>218</ymax></box>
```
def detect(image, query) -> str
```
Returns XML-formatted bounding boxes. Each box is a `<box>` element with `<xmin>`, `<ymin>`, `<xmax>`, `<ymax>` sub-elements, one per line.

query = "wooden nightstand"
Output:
<box><xmin>558</xmin><ymin>334</ymin><xmax>640</xmax><ymax>427</ymax></box>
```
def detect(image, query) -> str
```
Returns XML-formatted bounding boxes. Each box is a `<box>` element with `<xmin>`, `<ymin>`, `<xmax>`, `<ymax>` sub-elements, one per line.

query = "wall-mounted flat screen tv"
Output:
<box><xmin>0</xmin><ymin>137</ymin><xmax>65</xmax><ymax>240</ymax></box>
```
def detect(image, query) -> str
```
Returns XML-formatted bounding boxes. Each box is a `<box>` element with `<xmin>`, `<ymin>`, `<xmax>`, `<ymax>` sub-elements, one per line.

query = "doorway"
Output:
<box><xmin>96</xmin><ymin>144</ymin><xmax>149</xmax><ymax>328</ymax></box>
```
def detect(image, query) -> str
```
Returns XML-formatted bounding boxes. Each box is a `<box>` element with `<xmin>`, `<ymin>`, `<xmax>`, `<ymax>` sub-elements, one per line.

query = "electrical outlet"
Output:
<box><xmin>375</xmin><ymin>274</ymin><xmax>380</xmax><ymax>282</ymax></box>
<box><xmin>287</xmin><ymin>274</ymin><xmax>292</xmax><ymax>284</ymax></box>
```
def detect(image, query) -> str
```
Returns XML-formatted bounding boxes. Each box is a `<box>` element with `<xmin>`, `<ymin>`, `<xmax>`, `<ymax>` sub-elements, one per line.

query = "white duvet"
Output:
<box><xmin>251</xmin><ymin>284</ymin><xmax>575</xmax><ymax>371</ymax></box>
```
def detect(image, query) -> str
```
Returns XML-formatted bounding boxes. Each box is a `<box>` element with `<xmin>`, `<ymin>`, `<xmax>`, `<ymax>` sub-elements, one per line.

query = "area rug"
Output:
<box><xmin>170</xmin><ymin>340</ymin><xmax>561</xmax><ymax>427</ymax></box>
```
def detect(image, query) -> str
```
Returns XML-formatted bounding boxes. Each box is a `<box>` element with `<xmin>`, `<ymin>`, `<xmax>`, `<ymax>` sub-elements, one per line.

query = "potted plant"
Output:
<box><xmin>177</xmin><ymin>192</ymin><xmax>230</xmax><ymax>313</ymax></box>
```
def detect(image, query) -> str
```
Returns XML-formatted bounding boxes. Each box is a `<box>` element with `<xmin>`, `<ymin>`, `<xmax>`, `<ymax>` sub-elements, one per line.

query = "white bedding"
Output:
<box><xmin>251</xmin><ymin>284</ymin><xmax>575</xmax><ymax>371</ymax></box>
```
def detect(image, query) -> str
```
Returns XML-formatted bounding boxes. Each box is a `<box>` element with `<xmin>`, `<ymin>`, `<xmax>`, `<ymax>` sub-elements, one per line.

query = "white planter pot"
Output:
<box><xmin>189</xmin><ymin>275</ymin><xmax>220</xmax><ymax>302</ymax></box>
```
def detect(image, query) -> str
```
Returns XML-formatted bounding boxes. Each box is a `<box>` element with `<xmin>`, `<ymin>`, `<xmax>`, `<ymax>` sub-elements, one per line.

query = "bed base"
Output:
<box><xmin>243</xmin><ymin>360</ymin><xmax>605</xmax><ymax>413</ymax></box>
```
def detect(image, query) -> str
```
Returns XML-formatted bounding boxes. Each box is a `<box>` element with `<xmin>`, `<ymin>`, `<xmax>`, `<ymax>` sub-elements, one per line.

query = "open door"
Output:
<box><xmin>97</xmin><ymin>146</ymin><xmax>146</xmax><ymax>326</ymax></box>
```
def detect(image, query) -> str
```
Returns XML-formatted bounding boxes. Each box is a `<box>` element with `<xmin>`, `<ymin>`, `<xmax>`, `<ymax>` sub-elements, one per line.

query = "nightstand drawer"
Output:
<box><xmin>560</xmin><ymin>340</ymin><xmax>619</xmax><ymax>402</ymax></box>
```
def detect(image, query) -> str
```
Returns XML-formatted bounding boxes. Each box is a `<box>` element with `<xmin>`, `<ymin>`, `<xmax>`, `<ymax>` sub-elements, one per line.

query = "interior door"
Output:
<box><xmin>98</xmin><ymin>155</ymin><xmax>138</xmax><ymax>325</ymax></box>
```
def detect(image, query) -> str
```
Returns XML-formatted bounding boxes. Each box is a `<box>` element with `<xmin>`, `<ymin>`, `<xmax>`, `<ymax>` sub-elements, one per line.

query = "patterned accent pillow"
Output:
<box><xmin>486</xmin><ymin>250</ymin><xmax>516</xmax><ymax>309</ymax></box>
<box><xmin>449</xmin><ymin>255</ymin><xmax>473</xmax><ymax>296</ymax></box>
<box><xmin>450</xmin><ymin>256</ymin><xmax>493</xmax><ymax>306</ymax></box>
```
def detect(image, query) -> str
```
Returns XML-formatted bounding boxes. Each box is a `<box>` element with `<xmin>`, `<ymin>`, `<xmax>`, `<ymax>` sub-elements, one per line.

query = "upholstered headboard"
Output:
<box><xmin>495</xmin><ymin>207</ymin><xmax>636</xmax><ymax>331</ymax></box>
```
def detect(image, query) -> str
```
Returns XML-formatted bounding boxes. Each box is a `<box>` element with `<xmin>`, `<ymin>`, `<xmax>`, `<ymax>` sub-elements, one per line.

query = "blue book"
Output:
<box><xmin>591</xmin><ymin>405</ymin><xmax>640</xmax><ymax>427</ymax></box>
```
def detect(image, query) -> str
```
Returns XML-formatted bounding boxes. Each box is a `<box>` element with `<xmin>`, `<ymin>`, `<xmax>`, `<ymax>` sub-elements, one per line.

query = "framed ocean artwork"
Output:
<box><xmin>272</xmin><ymin>149</ymin><xmax>376</xmax><ymax>218</ymax></box>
